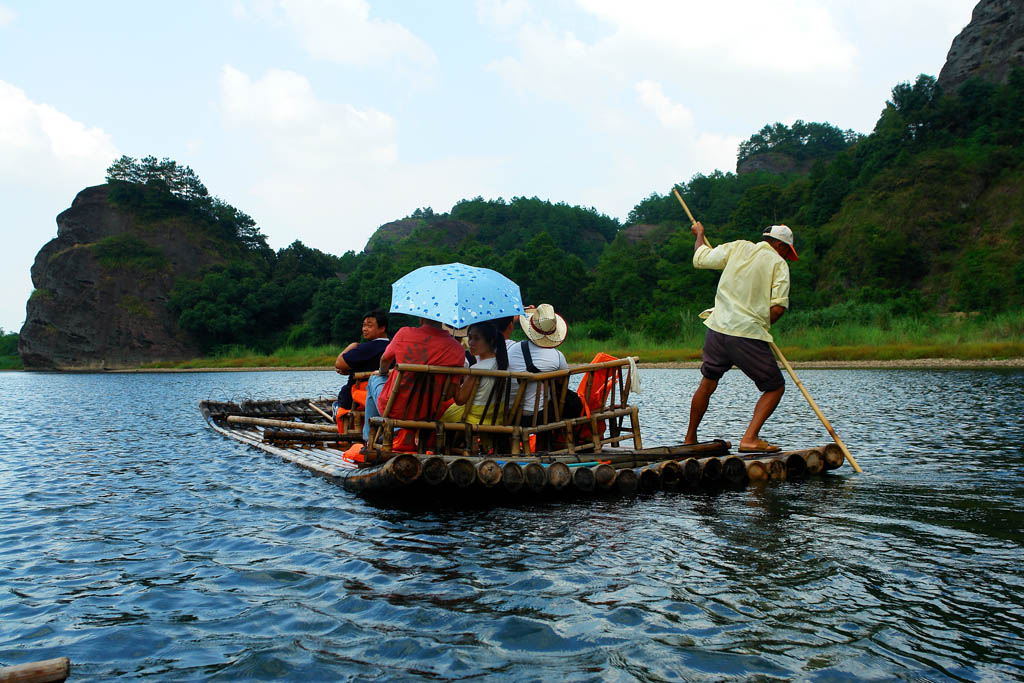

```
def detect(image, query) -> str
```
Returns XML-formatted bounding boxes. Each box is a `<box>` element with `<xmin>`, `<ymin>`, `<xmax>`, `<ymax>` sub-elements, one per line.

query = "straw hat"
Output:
<box><xmin>519</xmin><ymin>303</ymin><xmax>567</xmax><ymax>348</ymax></box>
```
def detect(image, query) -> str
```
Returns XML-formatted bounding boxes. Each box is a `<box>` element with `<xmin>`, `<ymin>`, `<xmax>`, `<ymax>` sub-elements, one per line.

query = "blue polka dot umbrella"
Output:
<box><xmin>389</xmin><ymin>262</ymin><xmax>524</xmax><ymax>328</ymax></box>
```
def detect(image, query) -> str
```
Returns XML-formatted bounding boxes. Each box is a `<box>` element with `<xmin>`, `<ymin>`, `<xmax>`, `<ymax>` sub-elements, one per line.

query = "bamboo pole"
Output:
<box><xmin>227</xmin><ymin>415</ymin><xmax>338</xmax><ymax>432</ymax></box>
<box><xmin>307</xmin><ymin>401</ymin><xmax>334</xmax><ymax>423</ymax></box>
<box><xmin>421</xmin><ymin>456</ymin><xmax>448</xmax><ymax>486</ymax></box>
<box><xmin>501</xmin><ymin>461</ymin><xmax>524</xmax><ymax>492</ymax></box>
<box><xmin>475</xmin><ymin>459</ymin><xmax>502</xmax><ymax>488</ymax></box>
<box><xmin>592</xmin><ymin>463</ymin><xmax>616</xmax><ymax>490</ymax></box>
<box><xmin>673</xmin><ymin>185</ymin><xmax>862</xmax><ymax>474</ymax></box>
<box><xmin>613</xmin><ymin>467</ymin><xmax>638</xmax><ymax>495</ymax></box>
<box><xmin>770</xmin><ymin>343</ymin><xmax>863</xmax><ymax>473</ymax></box>
<box><xmin>523</xmin><ymin>462</ymin><xmax>547</xmax><ymax>491</ymax></box>
<box><xmin>0</xmin><ymin>658</ymin><xmax>70</xmax><ymax>683</ymax></box>
<box><xmin>721</xmin><ymin>456</ymin><xmax>750</xmax><ymax>488</ymax></box>
<box><xmin>336</xmin><ymin>453</ymin><xmax>421</xmax><ymax>491</ymax></box>
<box><xmin>447</xmin><ymin>457</ymin><xmax>477</xmax><ymax>488</ymax></box>
<box><xmin>572</xmin><ymin>465</ymin><xmax>596</xmax><ymax>492</ymax></box>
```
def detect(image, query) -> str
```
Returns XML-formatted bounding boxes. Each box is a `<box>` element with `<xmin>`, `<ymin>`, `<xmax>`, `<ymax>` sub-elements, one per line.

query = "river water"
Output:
<box><xmin>1</xmin><ymin>368</ymin><xmax>1022</xmax><ymax>681</ymax></box>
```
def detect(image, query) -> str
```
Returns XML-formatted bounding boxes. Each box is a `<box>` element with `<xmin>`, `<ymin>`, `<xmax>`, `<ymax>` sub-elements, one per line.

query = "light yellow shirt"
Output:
<box><xmin>693</xmin><ymin>240</ymin><xmax>790</xmax><ymax>342</ymax></box>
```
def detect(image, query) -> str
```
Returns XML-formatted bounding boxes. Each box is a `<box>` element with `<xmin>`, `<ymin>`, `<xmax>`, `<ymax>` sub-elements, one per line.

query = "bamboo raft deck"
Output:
<box><xmin>200</xmin><ymin>397</ymin><xmax>847</xmax><ymax>500</ymax></box>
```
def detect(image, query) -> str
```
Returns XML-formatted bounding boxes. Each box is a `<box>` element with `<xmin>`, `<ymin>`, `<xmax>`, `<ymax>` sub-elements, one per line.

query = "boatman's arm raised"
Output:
<box><xmin>691</xmin><ymin>222</ymin><xmax>731</xmax><ymax>270</ymax></box>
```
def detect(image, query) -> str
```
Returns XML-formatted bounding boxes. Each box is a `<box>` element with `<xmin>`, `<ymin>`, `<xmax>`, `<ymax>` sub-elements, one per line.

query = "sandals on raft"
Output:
<box><xmin>738</xmin><ymin>439</ymin><xmax>781</xmax><ymax>453</ymax></box>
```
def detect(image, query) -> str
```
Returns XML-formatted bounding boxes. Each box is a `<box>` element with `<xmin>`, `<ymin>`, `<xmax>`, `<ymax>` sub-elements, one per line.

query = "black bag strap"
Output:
<box><xmin>519</xmin><ymin>340</ymin><xmax>541</xmax><ymax>374</ymax></box>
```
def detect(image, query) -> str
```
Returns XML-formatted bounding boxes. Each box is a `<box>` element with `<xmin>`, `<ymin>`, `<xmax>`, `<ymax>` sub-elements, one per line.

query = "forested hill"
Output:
<box><xmin>18</xmin><ymin>73</ymin><xmax>1024</xmax><ymax>365</ymax></box>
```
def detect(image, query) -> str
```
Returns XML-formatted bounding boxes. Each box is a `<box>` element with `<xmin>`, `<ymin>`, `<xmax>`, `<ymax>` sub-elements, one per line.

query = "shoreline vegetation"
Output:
<box><xmin>5</xmin><ymin>311</ymin><xmax>1023</xmax><ymax>373</ymax></box>
<box><xmin>87</xmin><ymin>310</ymin><xmax>1024</xmax><ymax>372</ymax></box>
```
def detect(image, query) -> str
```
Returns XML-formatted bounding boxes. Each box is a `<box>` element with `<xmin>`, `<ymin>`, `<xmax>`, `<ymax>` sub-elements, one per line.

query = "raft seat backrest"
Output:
<box><xmin>366</xmin><ymin>358</ymin><xmax>641</xmax><ymax>456</ymax></box>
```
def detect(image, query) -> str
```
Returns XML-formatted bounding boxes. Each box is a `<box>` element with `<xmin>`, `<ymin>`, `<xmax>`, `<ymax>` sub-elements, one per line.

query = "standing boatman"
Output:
<box><xmin>684</xmin><ymin>221</ymin><xmax>799</xmax><ymax>452</ymax></box>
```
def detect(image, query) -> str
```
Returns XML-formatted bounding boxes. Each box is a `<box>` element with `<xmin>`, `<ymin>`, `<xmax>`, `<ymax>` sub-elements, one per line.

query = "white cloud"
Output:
<box><xmin>477</xmin><ymin>0</ymin><xmax>531</xmax><ymax>27</ymax></box>
<box><xmin>239</xmin><ymin>0</ymin><xmax>437</xmax><ymax>72</ymax></box>
<box><xmin>219</xmin><ymin>65</ymin><xmax>397</xmax><ymax>169</ymax></box>
<box><xmin>0</xmin><ymin>80</ymin><xmax>117</xmax><ymax>187</ymax></box>
<box><xmin>0</xmin><ymin>5</ymin><xmax>15</xmax><ymax>27</ymax></box>
<box><xmin>636</xmin><ymin>80</ymin><xmax>694</xmax><ymax>130</ymax></box>
<box><xmin>215</xmin><ymin>66</ymin><xmax>500</xmax><ymax>253</ymax></box>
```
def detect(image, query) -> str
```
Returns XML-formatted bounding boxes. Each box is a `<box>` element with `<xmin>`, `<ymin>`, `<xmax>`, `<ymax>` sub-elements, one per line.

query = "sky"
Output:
<box><xmin>0</xmin><ymin>0</ymin><xmax>977</xmax><ymax>333</ymax></box>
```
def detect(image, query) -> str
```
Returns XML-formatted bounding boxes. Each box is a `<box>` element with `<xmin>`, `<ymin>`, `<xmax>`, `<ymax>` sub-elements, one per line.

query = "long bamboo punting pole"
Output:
<box><xmin>0</xmin><ymin>658</ymin><xmax>70</xmax><ymax>683</ymax></box>
<box><xmin>672</xmin><ymin>186</ymin><xmax>862</xmax><ymax>474</ymax></box>
<box><xmin>770</xmin><ymin>345</ymin><xmax>862</xmax><ymax>473</ymax></box>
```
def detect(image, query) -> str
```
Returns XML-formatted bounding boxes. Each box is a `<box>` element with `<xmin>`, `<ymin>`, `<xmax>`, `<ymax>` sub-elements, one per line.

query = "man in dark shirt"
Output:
<box><xmin>334</xmin><ymin>309</ymin><xmax>390</xmax><ymax>410</ymax></box>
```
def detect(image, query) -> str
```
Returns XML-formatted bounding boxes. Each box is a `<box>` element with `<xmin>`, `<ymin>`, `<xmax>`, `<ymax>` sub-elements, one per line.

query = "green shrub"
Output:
<box><xmin>91</xmin><ymin>234</ymin><xmax>168</xmax><ymax>272</ymax></box>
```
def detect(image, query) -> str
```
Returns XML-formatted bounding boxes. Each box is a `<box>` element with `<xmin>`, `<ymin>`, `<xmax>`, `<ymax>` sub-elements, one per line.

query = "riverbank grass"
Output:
<box><xmin>137</xmin><ymin>309</ymin><xmax>1024</xmax><ymax>369</ymax></box>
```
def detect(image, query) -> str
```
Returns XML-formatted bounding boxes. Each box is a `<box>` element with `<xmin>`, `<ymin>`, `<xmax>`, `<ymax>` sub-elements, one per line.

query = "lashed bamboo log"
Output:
<box><xmin>336</xmin><ymin>453</ymin><xmax>421</xmax><ymax>491</ymax></box>
<box><xmin>547</xmin><ymin>462</ymin><xmax>571</xmax><ymax>490</ymax></box>
<box><xmin>0</xmin><ymin>657</ymin><xmax>70</xmax><ymax>683</ymax></box>
<box><xmin>614</xmin><ymin>468</ymin><xmax>638</xmax><ymax>495</ymax></box>
<box><xmin>821</xmin><ymin>443</ymin><xmax>844</xmax><ymax>470</ymax></box>
<box><xmin>446</xmin><ymin>457</ymin><xmax>476</xmax><ymax>487</ymax></box>
<box><xmin>636</xmin><ymin>465</ymin><xmax>662</xmax><ymax>492</ymax></box>
<box><xmin>699</xmin><ymin>456</ymin><xmax>723</xmax><ymax>485</ymax></box>
<box><xmin>592</xmin><ymin>463</ymin><xmax>616</xmax><ymax>490</ymax></box>
<box><xmin>501</xmin><ymin>461</ymin><xmax>524</xmax><ymax>492</ymax></box>
<box><xmin>475</xmin><ymin>459</ymin><xmax>502</xmax><ymax>488</ymax></box>
<box><xmin>680</xmin><ymin>458</ymin><xmax>702</xmax><ymax>488</ymax></box>
<box><xmin>783</xmin><ymin>452</ymin><xmax>808</xmax><ymax>479</ymax></box>
<box><xmin>420</xmin><ymin>456</ymin><xmax>448</xmax><ymax>486</ymax></box>
<box><xmin>766</xmin><ymin>459</ymin><xmax>786</xmax><ymax>480</ymax></box>
<box><xmin>262</xmin><ymin>429</ymin><xmax>354</xmax><ymax>443</ymax></box>
<box><xmin>802</xmin><ymin>448</ymin><xmax>823</xmax><ymax>474</ymax></box>
<box><xmin>572</xmin><ymin>466</ymin><xmax>596</xmax><ymax>492</ymax></box>
<box><xmin>721</xmin><ymin>456</ymin><xmax>750</xmax><ymax>488</ymax></box>
<box><xmin>651</xmin><ymin>460</ymin><xmax>682</xmax><ymax>490</ymax></box>
<box><xmin>523</xmin><ymin>462</ymin><xmax>547</xmax><ymax>492</ymax></box>
<box><xmin>227</xmin><ymin>415</ymin><xmax>338</xmax><ymax>432</ymax></box>
<box><xmin>744</xmin><ymin>459</ymin><xmax>770</xmax><ymax>482</ymax></box>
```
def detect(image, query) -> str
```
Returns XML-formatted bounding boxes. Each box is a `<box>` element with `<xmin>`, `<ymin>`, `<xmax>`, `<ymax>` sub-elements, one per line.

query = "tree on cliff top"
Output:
<box><xmin>105</xmin><ymin>155</ymin><xmax>268</xmax><ymax>253</ymax></box>
<box><xmin>737</xmin><ymin>121</ymin><xmax>862</xmax><ymax>166</ymax></box>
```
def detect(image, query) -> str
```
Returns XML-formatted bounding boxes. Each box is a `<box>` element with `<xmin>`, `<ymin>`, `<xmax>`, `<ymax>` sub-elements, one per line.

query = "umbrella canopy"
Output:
<box><xmin>390</xmin><ymin>262</ymin><xmax>524</xmax><ymax>328</ymax></box>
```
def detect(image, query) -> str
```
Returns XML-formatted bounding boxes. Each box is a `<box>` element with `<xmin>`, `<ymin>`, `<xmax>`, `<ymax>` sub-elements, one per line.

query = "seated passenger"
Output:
<box><xmin>363</xmin><ymin>316</ymin><xmax>467</xmax><ymax>442</ymax></box>
<box><xmin>334</xmin><ymin>309</ymin><xmax>390</xmax><ymax>412</ymax></box>
<box><xmin>441</xmin><ymin>320</ymin><xmax>510</xmax><ymax>425</ymax></box>
<box><xmin>507</xmin><ymin>304</ymin><xmax>582</xmax><ymax>449</ymax></box>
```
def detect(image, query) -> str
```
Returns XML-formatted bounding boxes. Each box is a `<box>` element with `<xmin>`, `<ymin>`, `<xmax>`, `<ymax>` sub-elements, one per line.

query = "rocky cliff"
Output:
<box><xmin>19</xmin><ymin>185</ymin><xmax>226</xmax><ymax>369</ymax></box>
<box><xmin>938</xmin><ymin>0</ymin><xmax>1024</xmax><ymax>93</ymax></box>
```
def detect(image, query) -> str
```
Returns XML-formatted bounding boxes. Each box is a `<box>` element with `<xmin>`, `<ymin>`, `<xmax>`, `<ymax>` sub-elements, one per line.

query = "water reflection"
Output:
<box><xmin>0</xmin><ymin>368</ymin><xmax>1022</xmax><ymax>680</ymax></box>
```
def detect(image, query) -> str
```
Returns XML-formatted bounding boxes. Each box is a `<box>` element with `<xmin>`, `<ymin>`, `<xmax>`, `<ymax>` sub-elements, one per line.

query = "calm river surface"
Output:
<box><xmin>1</xmin><ymin>368</ymin><xmax>1023</xmax><ymax>681</ymax></box>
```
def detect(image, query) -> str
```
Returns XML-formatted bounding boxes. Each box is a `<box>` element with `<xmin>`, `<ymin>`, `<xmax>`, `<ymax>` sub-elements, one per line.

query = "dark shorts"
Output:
<box><xmin>701</xmin><ymin>328</ymin><xmax>784</xmax><ymax>392</ymax></box>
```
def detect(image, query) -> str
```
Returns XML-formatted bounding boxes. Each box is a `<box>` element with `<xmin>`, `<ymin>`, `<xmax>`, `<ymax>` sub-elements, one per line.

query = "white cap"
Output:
<box><xmin>762</xmin><ymin>225</ymin><xmax>798</xmax><ymax>260</ymax></box>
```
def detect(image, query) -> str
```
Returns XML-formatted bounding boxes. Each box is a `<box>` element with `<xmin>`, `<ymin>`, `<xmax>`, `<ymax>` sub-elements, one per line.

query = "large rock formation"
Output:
<box><xmin>19</xmin><ymin>185</ymin><xmax>225</xmax><ymax>369</ymax></box>
<box><xmin>938</xmin><ymin>0</ymin><xmax>1024</xmax><ymax>94</ymax></box>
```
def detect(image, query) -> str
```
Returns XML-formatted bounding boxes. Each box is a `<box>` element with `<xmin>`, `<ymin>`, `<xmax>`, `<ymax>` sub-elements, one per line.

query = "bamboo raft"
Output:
<box><xmin>200</xmin><ymin>396</ymin><xmax>846</xmax><ymax>500</ymax></box>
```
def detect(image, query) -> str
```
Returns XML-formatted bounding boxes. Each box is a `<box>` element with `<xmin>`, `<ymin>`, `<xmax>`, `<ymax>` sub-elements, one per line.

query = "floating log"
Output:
<box><xmin>766</xmin><ymin>459</ymin><xmax>786</xmax><ymax>480</ymax></box>
<box><xmin>614</xmin><ymin>468</ymin><xmax>638</xmax><ymax>495</ymax></box>
<box><xmin>523</xmin><ymin>462</ymin><xmax>547</xmax><ymax>492</ymax></box>
<box><xmin>0</xmin><ymin>658</ymin><xmax>70</xmax><ymax>683</ymax></box>
<box><xmin>421</xmin><ymin>456</ymin><xmax>447</xmax><ymax>486</ymax></box>
<box><xmin>572</xmin><ymin>466</ymin><xmax>596</xmax><ymax>492</ymax></box>
<box><xmin>501</xmin><ymin>461</ymin><xmax>524</xmax><ymax>492</ymax></box>
<box><xmin>721</xmin><ymin>456</ymin><xmax>750</xmax><ymax>488</ymax></box>
<box><xmin>337</xmin><ymin>454</ymin><xmax>421</xmax><ymax>492</ymax></box>
<box><xmin>680</xmin><ymin>458</ymin><xmax>702</xmax><ymax>488</ymax></box>
<box><xmin>563</xmin><ymin>440</ymin><xmax>729</xmax><ymax>467</ymax></box>
<box><xmin>227</xmin><ymin>415</ymin><xmax>337</xmax><ymax>433</ymax></box>
<box><xmin>821</xmin><ymin>443</ymin><xmax>844</xmax><ymax>470</ymax></box>
<box><xmin>447</xmin><ymin>457</ymin><xmax>477</xmax><ymax>488</ymax></box>
<box><xmin>592</xmin><ymin>463</ymin><xmax>616</xmax><ymax>490</ymax></box>
<box><xmin>547</xmin><ymin>462</ymin><xmax>571</xmax><ymax>490</ymax></box>
<box><xmin>475</xmin><ymin>459</ymin><xmax>502</xmax><ymax>488</ymax></box>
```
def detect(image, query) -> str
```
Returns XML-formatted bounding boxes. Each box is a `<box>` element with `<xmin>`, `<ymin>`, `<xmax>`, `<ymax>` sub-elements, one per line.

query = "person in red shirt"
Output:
<box><xmin>362</xmin><ymin>317</ymin><xmax>466</xmax><ymax>441</ymax></box>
